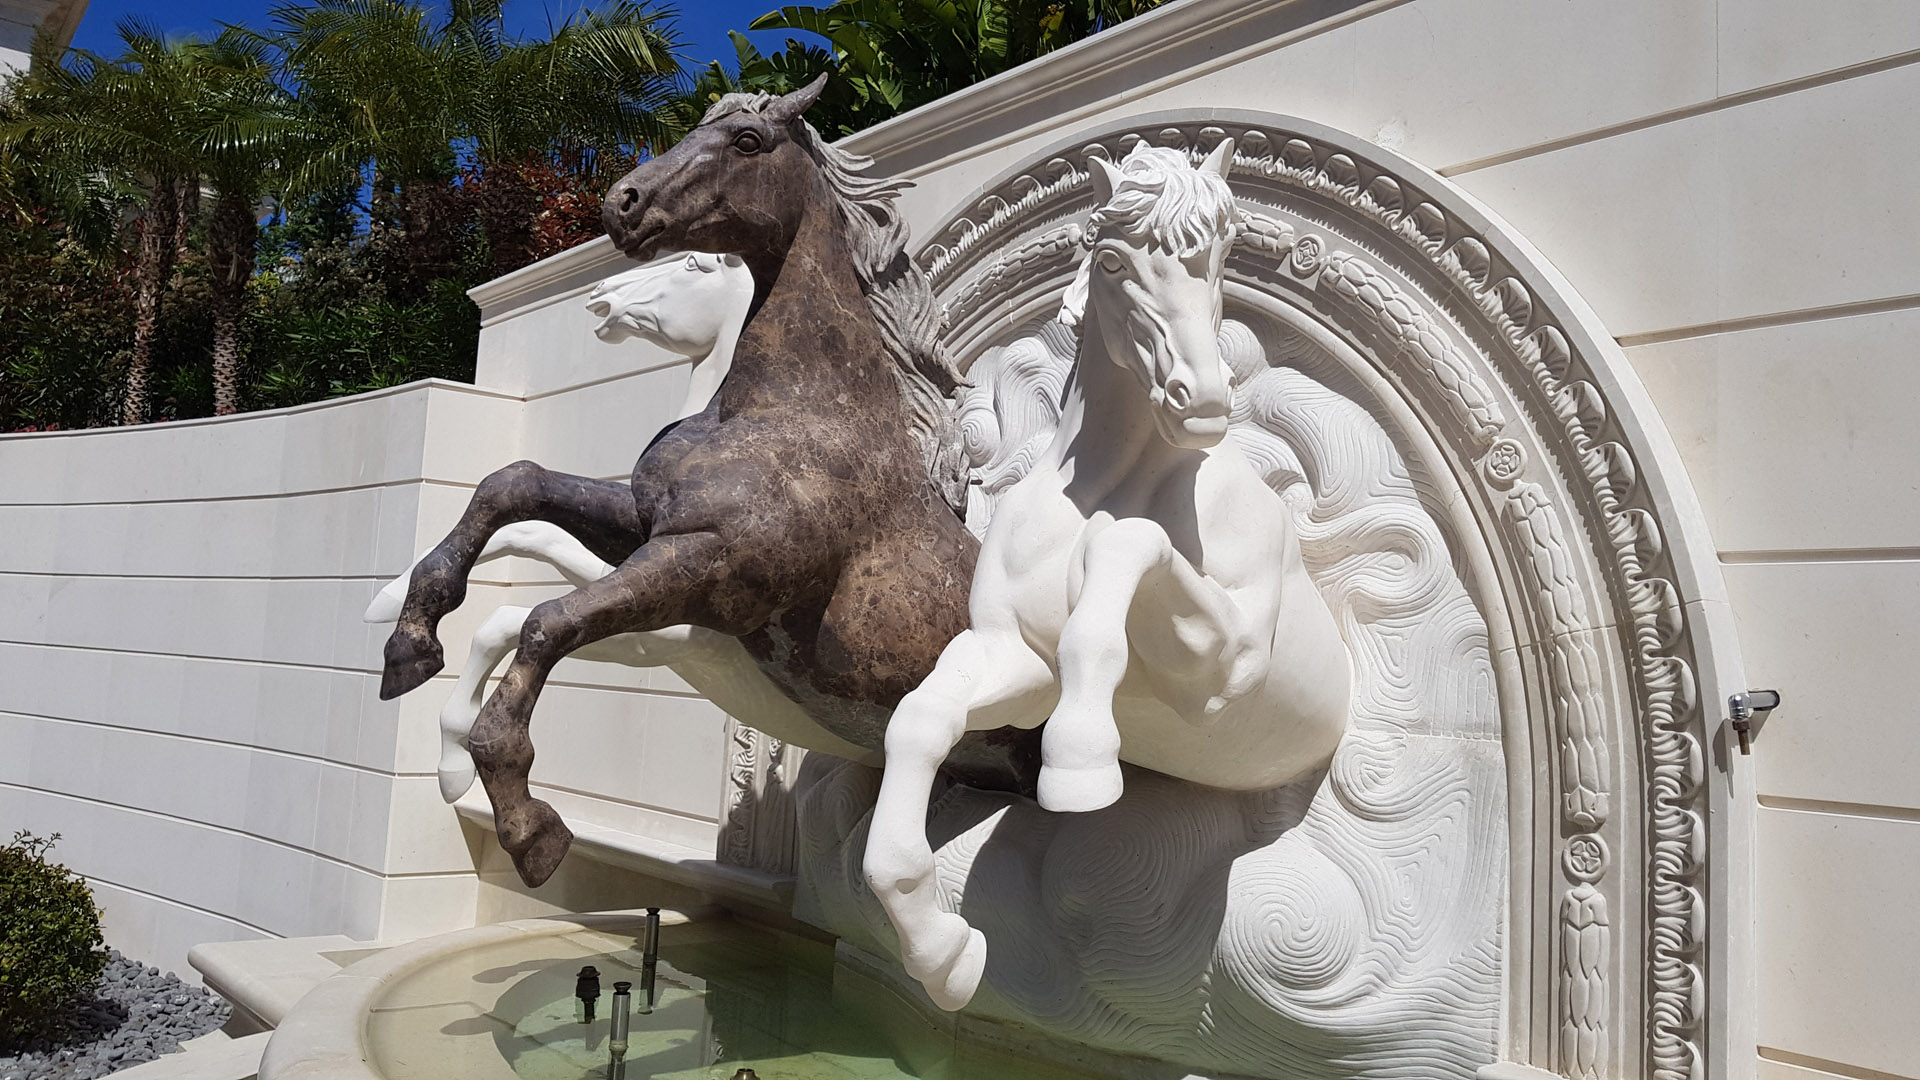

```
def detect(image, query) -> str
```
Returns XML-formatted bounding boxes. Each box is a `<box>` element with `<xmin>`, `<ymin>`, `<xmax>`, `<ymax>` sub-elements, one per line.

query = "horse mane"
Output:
<box><xmin>703</xmin><ymin>93</ymin><xmax>965</xmax><ymax>506</ymax></box>
<box><xmin>1059</xmin><ymin>144</ymin><xmax>1241</xmax><ymax>327</ymax></box>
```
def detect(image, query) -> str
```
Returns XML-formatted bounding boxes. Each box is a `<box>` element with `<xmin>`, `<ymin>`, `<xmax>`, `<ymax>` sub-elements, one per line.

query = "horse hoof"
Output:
<box><xmin>380</xmin><ymin>628</ymin><xmax>445</xmax><ymax>700</ymax></box>
<box><xmin>505</xmin><ymin>802</ymin><xmax>574</xmax><ymax>887</ymax></box>
<box><xmin>1036</xmin><ymin>761</ymin><xmax>1124</xmax><ymax>813</ymax></box>
<box><xmin>925</xmin><ymin>927</ymin><xmax>987</xmax><ymax>1012</ymax></box>
<box><xmin>437</xmin><ymin>753</ymin><xmax>476</xmax><ymax>803</ymax></box>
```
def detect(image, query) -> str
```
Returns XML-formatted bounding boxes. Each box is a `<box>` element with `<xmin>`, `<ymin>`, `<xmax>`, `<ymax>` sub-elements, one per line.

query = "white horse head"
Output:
<box><xmin>1060</xmin><ymin>141</ymin><xmax>1240</xmax><ymax>449</ymax></box>
<box><xmin>587</xmin><ymin>250</ymin><xmax>749</xmax><ymax>352</ymax></box>
<box><xmin>586</xmin><ymin>251</ymin><xmax>753</xmax><ymax>420</ymax></box>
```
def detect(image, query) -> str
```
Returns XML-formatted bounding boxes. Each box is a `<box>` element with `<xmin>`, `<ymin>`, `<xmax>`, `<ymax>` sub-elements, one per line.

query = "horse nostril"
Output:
<box><xmin>1164</xmin><ymin>380</ymin><xmax>1191</xmax><ymax>411</ymax></box>
<box><xmin>619</xmin><ymin>186</ymin><xmax>639</xmax><ymax>212</ymax></box>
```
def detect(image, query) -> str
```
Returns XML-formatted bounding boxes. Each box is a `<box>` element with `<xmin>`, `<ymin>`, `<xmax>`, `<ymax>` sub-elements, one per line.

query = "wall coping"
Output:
<box><xmin>0</xmin><ymin>377</ymin><xmax>519</xmax><ymax>443</ymax></box>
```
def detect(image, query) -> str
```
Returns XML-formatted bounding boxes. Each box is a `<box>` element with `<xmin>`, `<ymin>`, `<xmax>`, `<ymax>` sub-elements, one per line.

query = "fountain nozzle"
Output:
<box><xmin>574</xmin><ymin>965</ymin><xmax>601</xmax><ymax>1024</ymax></box>
<box><xmin>608</xmin><ymin>980</ymin><xmax>632</xmax><ymax>1064</ymax></box>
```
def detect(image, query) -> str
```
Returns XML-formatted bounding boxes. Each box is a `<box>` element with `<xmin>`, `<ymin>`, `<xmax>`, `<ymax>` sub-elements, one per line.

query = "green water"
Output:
<box><xmin>368</xmin><ymin>917</ymin><xmax>1096</xmax><ymax>1080</ymax></box>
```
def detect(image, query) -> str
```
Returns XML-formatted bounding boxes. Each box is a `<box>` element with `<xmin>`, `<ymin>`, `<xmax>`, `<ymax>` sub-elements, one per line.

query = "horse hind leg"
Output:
<box><xmin>443</xmin><ymin>614</ymin><xmax>720</xmax><ymax>805</ymax></box>
<box><xmin>467</xmin><ymin>532</ymin><xmax>736</xmax><ymax>887</ymax></box>
<box><xmin>434</xmin><ymin>605</ymin><xmax>533</xmax><ymax>803</ymax></box>
<box><xmin>382</xmin><ymin>462</ymin><xmax>642</xmax><ymax>700</ymax></box>
<box><xmin>863</xmin><ymin>629</ymin><xmax>1054</xmax><ymax>1011</ymax></box>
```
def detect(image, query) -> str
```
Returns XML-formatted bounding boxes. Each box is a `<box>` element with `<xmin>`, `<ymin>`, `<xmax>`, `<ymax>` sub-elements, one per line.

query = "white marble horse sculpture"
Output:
<box><xmin>862</xmin><ymin>141</ymin><xmax>1354</xmax><ymax>1010</ymax></box>
<box><xmin>366</xmin><ymin>251</ymin><xmax>877</xmax><ymax>804</ymax></box>
<box><xmin>585</xmin><ymin>252</ymin><xmax>746</xmax><ymax>422</ymax></box>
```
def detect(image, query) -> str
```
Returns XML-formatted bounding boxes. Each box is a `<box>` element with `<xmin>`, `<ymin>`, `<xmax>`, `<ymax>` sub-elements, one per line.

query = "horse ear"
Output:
<box><xmin>1088</xmin><ymin>154</ymin><xmax>1123</xmax><ymax>205</ymax></box>
<box><xmin>769</xmin><ymin>74</ymin><xmax>829</xmax><ymax>123</ymax></box>
<box><xmin>1200</xmin><ymin>137</ymin><xmax>1235</xmax><ymax>181</ymax></box>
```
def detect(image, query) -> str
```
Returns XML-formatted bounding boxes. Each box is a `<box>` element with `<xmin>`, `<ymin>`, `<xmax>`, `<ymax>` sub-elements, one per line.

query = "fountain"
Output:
<box><xmin>267</xmin><ymin>87</ymin><xmax>1734</xmax><ymax>1080</ymax></box>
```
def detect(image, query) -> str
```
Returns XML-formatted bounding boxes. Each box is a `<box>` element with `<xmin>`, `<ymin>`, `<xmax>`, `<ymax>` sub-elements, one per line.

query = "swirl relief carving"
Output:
<box><xmin>798</xmin><ymin>309</ymin><xmax>1506</xmax><ymax>1078</ymax></box>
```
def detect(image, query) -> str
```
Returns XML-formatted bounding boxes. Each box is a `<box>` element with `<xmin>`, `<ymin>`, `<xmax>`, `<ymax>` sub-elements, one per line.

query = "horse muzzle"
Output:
<box><xmin>602</xmin><ymin>184</ymin><xmax>667</xmax><ymax>261</ymax></box>
<box><xmin>1161</xmin><ymin>409</ymin><xmax>1231</xmax><ymax>449</ymax></box>
<box><xmin>1149</xmin><ymin>375</ymin><xmax>1231</xmax><ymax>449</ymax></box>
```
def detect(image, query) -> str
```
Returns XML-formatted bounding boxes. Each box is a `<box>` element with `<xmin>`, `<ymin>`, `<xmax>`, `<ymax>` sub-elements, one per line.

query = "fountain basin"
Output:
<box><xmin>257</xmin><ymin>909</ymin><xmax>1099</xmax><ymax>1080</ymax></box>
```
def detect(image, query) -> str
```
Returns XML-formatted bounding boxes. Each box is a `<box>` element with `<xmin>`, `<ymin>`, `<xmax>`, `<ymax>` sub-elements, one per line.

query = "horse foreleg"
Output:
<box><xmin>1043</xmin><ymin>519</ymin><xmax>1211</xmax><ymax>810</ymax></box>
<box><xmin>465</xmin><ymin>532</ymin><xmax>737</xmax><ymax>887</ymax></box>
<box><xmin>382</xmin><ymin>463</ymin><xmax>642</xmax><ymax>699</ymax></box>
<box><xmin>863</xmin><ymin>629</ymin><xmax>1053</xmax><ymax>1011</ymax></box>
<box><xmin>1048</xmin><ymin>518</ymin><xmax>1258</xmax><ymax>811</ymax></box>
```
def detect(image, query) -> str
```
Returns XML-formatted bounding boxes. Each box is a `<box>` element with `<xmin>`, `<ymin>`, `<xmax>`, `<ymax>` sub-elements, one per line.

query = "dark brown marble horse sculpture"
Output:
<box><xmin>377</xmin><ymin>77</ymin><xmax>1040</xmax><ymax>887</ymax></box>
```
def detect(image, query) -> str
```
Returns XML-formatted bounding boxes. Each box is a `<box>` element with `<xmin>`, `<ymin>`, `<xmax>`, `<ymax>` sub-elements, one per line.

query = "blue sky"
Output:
<box><xmin>69</xmin><ymin>0</ymin><xmax>818</xmax><ymax>74</ymax></box>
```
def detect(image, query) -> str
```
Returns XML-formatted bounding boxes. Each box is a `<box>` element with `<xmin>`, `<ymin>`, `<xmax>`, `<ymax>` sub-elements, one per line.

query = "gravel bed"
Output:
<box><xmin>0</xmin><ymin>951</ymin><xmax>232</xmax><ymax>1080</ymax></box>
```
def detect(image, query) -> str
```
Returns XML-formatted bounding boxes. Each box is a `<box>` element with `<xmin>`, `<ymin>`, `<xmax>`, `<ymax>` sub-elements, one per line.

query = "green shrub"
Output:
<box><xmin>0</xmin><ymin>832</ymin><xmax>107</xmax><ymax>1049</ymax></box>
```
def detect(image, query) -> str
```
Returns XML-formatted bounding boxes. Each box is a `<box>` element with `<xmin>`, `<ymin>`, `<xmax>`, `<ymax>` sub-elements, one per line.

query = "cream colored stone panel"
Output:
<box><xmin>1453</xmin><ymin>61</ymin><xmax>1920</xmax><ymax>337</ymax></box>
<box><xmin>1725</xmin><ymin>560</ymin><xmax>1920</xmax><ymax>813</ymax></box>
<box><xmin>520</xmin><ymin>682</ymin><xmax>727</xmax><ymax>825</ymax></box>
<box><xmin>0</xmin><ymin>784</ymin><xmax>386</xmax><ymax>942</ymax></box>
<box><xmin>0</xmin><ymin>387</ymin><xmax>436</xmax><ymax>504</ymax></box>
<box><xmin>379</xmin><ymin>777</ymin><xmax>481</xmax><ymax>876</ymax></box>
<box><xmin>0</xmin><ymin>713</ymin><xmax>426</xmax><ymax>873</ymax></box>
<box><xmin>515</xmin><ymin>364</ymin><xmax>690</xmax><ymax>479</ymax></box>
<box><xmin>873</xmin><ymin>0</ymin><xmax>1721</xmax><ymax>229</ymax></box>
<box><xmin>0</xmin><ymin>574</ymin><xmax>384</xmax><ymax>670</ymax></box>
<box><xmin>1756</xmin><ymin>1053</ymin><xmax>1918</xmax><ymax>1080</ymax></box>
<box><xmin>418</xmin><ymin>386</ymin><xmax>526</xmax><ymax>486</ymax></box>
<box><xmin>373</xmin><ymin>874</ymin><xmax>480</xmax><ymax>941</ymax></box>
<box><xmin>1626</xmin><ymin>308</ymin><xmax>1920</xmax><ymax>555</ymax></box>
<box><xmin>1757</xmin><ymin>806</ymin><xmax>1920</xmax><ymax>1078</ymax></box>
<box><xmin>0</xmin><ymin>644</ymin><xmax>393</xmax><ymax>771</ymax></box>
<box><xmin>0</xmin><ymin>484</ymin><xmax>419</xmax><ymax>579</ymax></box>
<box><xmin>1718</xmin><ymin>0</ymin><xmax>1920</xmax><ymax>95</ymax></box>
<box><xmin>89</xmin><ymin>879</ymin><xmax>269</xmax><ymax>987</ymax></box>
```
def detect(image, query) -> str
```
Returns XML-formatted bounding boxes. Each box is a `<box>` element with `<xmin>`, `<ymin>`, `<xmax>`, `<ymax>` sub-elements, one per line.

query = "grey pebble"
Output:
<box><xmin>0</xmin><ymin>950</ymin><xmax>231</xmax><ymax>1080</ymax></box>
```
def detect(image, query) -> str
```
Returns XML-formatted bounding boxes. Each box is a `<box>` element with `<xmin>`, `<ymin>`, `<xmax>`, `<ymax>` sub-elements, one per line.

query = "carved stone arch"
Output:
<box><xmin>915</xmin><ymin>112</ymin><xmax>1746</xmax><ymax>1080</ymax></box>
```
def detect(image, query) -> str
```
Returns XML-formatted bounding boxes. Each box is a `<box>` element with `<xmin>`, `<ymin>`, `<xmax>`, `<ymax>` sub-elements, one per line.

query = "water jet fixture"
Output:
<box><xmin>574</xmin><ymin>965</ymin><xmax>601</xmax><ymax>1024</ymax></box>
<box><xmin>607</xmin><ymin>980</ymin><xmax>632</xmax><ymax>1080</ymax></box>
<box><xmin>639</xmin><ymin>908</ymin><xmax>660</xmax><ymax>1014</ymax></box>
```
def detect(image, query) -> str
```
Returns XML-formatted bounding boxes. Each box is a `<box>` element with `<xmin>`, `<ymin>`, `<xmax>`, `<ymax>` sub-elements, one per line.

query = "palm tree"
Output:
<box><xmin>273</xmin><ymin>0</ymin><xmax>685</xmax><ymax>284</ymax></box>
<box><xmin>192</xmin><ymin>31</ymin><xmax>305</xmax><ymax>415</ymax></box>
<box><xmin>448</xmin><ymin>0</ymin><xmax>684</xmax><ymax>275</ymax></box>
<box><xmin>2</xmin><ymin>20</ymin><xmax>207</xmax><ymax>424</ymax></box>
<box><xmin>271</xmin><ymin>0</ymin><xmax>466</xmax><ymax>296</ymax></box>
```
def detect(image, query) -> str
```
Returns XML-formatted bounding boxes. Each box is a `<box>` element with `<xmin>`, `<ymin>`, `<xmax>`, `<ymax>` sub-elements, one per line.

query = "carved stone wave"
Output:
<box><xmin>883</xmin><ymin>114</ymin><xmax>1717</xmax><ymax>1079</ymax></box>
<box><xmin>798</xmin><ymin>314</ymin><xmax>1505</xmax><ymax>1078</ymax></box>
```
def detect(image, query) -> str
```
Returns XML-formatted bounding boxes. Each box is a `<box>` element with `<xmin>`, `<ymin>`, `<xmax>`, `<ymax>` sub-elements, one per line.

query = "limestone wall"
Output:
<box><xmin>0</xmin><ymin>349</ymin><xmax>733</xmax><ymax>977</ymax></box>
<box><xmin>0</xmin><ymin>385</ymin><xmax>513</xmax><ymax>971</ymax></box>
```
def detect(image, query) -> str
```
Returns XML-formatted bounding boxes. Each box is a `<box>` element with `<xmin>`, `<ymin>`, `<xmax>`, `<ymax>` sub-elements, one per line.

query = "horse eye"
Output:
<box><xmin>1096</xmin><ymin>249</ymin><xmax>1125</xmax><ymax>274</ymax></box>
<box><xmin>733</xmin><ymin>130</ymin><xmax>763</xmax><ymax>154</ymax></box>
<box><xmin>684</xmin><ymin>254</ymin><xmax>699</xmax><ymax>271</ymax></box>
